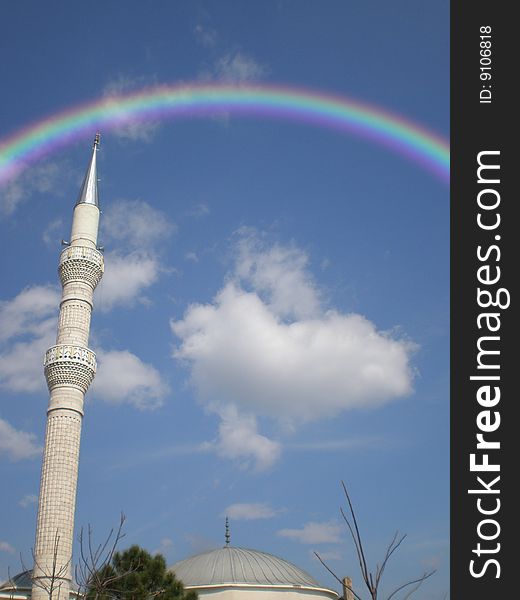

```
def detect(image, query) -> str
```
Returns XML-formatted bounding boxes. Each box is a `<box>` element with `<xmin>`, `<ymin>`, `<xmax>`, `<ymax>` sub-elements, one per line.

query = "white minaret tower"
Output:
<box><xmin>32</xmin><ymin>135</ymin><xmax>104</xmax><ymax>600</ymax></box>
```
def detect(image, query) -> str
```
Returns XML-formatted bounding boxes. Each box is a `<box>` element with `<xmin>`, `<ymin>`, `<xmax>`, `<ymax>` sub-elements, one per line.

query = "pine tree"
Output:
<box><xmin>87</xmin><ymin>545</ymin><xmax>197</xmax><ymax>600</ymax></box>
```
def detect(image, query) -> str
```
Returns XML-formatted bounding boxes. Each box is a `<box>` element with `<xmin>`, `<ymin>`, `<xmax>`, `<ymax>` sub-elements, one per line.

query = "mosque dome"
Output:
<box><xmin>0</xmin><ymin>570</ymin><xmax>33</xmax><ymax>591</ymax></box>
<box><xmin>0</xmin><ymin>571</ymin><xmax>79</xmax><ymax>600</ymax></box>
<box><xmin>170</xmin><ymin>546</ymin><xmax>338</xmax><ymax>599</ymax></box>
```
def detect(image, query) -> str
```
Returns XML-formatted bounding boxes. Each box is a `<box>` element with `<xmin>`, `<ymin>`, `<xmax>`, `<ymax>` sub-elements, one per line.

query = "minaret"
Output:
<box><xmin>32</xmin><ymin>135</ymin><xmax>104</xmax><ymax>600</ymax></box>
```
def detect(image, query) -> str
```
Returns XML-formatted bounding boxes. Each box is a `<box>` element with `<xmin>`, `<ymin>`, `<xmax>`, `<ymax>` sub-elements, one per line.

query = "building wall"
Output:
<box><xmin>188</xmin><ymin>585</ymin><xmax>338</xmax><ymax>599</ymax></box>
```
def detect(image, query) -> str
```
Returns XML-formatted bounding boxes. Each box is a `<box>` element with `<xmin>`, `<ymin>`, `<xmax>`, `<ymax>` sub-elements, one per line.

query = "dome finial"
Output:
<box><xmin>225</xmin><ymin>516</ymin><xmax>231</xmax><ymax>546</ymax></box>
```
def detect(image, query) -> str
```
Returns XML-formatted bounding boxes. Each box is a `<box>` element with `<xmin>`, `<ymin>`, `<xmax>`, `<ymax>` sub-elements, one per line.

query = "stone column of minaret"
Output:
<box><xmin>32</xmin><ymin>135</ymin><xmax>104</xmax><ymax>600</ymax></box>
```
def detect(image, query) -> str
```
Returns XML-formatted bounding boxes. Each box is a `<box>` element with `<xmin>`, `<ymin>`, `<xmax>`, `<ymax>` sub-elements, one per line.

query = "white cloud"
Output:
<box><xmin>225</xmin><ymin>502</ymin><xmax>281</xmax><ymax>521</ymax></box>
<box><xmin>18</xmin><ymin>494</ymin><xmax>38</xmax><ymax>508</ymax></box>
<box><xmin>101</xmin><ymin>199</ymin><xmax>176</xmax><ymax>250</ymax></box>
<box><xmin>0</xmin><ymin>286</ymin><xmax>57</xmax><ymax>393</ymax></box>
<box><xmin>0</xmin><ymin>330</ymin><xmax>52</xmax><ymax>393</ymax></box>
<box><xmin>102</xmin><ymin>76</ymin><xmax>159</xmax><ymax>142</ymax></box>
<box><xmin>0</xmin><ymin>285</ymin><xmax>59</xmax><ymax>343</ymax></box>
<box><xmin>199</xmin><ymin>50</ymin><xmax>267</xmax><ymax>84</ymax></box>
<box><xmin>96</xmin><ymin>251</ymin><xmax>160</xmax><ymax>311</ymax></box>
<box><xmin>187</xmin><ymin>202</ymin><xmax>210</xmax><ymax>219</ymax></box>
<box><xmin>1</xmin><ymin>161</ymin><xmax>65</xmax><ymax>216</ymax></box>
<box><xmin>278</xmin><ymin>521</ymin><xmax>343</xmax><ymax>545</ymax></box>
<box><xmin>171</xmin><ymin>233</ymin><xmax>415</xmax><ymax>425</ymax></box>
<box><xmin>203</xmin><ymin>405</ymin><xmax>281</xmax><ymax>472</ymax></box>
<box><xmin>234</xmin><ymin>232</ymin><xmax>321</xmax><ymax>319</ymax></box>
<box><xmin>0</xmin><ymin>418</ymin><xmax>41</xmax><ymax>461</ymax></box>
<box><xmin>103</xmin><ymin>75</ymin><xmax>143</xmax><ymax>97</ymax></box>
<box><xmin>92</xmin><ymin>349</ymin><xmax>169</xmax><ymax>410</ymax></box>
<box><xmin>42</xmin><ymin>218</ymin><xmax>64</xmax><ymax>248</ymax></box>
<box><xmin>0</xmin><ymin>286</ymin><xmax>168</xmax><ymax>412</ymax></box>
<box><xmin>0</xmin><ymin>541</ymin><xmax>15</xmax><ymax>554</ymax></box>
<box><xmin>95</xmin><ymin>200</ymin><xmax>174</xmax><ymax>310</ymax></box>
<box><xmin>194</xmin><ymin>23</ymin><xmax>218</xmax><ymax>48</ymax></box>
<box><xmin>109</xmin><ymin>119</ymin><xmax>160</xmax><ymax>143</ymax></box>
<box><xmin>153</xmin><ymin>537</ymin><xmax>173</xmax><ymax>556</ymax></box>
<box><xmin>192</xmin><ymin>14</ymin><xmax>265</xmax><ymax>84</ymax></box>
<box><xmin>212</xmin><ymin>51</ymin><xmax>267</xmax><ymax>82</ymax></box>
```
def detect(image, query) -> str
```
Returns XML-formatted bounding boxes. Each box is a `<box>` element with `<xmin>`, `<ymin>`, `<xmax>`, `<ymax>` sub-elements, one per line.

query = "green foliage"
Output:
<box><xmin>87</xmin><ymin>545</ymin><xmax>197</xmax><ymax>600</ymax></box>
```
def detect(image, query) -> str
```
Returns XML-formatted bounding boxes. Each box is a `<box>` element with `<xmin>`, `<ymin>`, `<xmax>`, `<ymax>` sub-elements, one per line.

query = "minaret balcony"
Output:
<box><xmin>44</xmin><ymin>344</ymin><xmax>97</xmax><ymax>393</ymax></box>
<box><xmin>59</xmin><ymin>245</ymin><xmax>104</xmax><ymax>289</ymax></box>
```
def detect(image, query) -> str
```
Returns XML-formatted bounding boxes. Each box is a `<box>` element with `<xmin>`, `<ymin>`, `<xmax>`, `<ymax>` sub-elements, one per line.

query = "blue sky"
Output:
<box><xmin>0</xmin><ymin>2</ymin><xmax>449</xmax><ymax>598</ymax></box>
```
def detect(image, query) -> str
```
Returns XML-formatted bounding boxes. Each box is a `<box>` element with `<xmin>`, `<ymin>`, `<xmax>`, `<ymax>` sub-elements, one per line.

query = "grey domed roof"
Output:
<box><xmin>0</xmin><ymin>571</ymin><xmax>78</xmax><ymax>593</ymax></box>
<box><xmin>171</xmin><ymin>546</ymin><xmax>321</xmax><ymax>588</ymax></box>
<box><xmin>0</xmin><ymin>570</ymin><xmax>32</xmax><ymax>590</ymax></box>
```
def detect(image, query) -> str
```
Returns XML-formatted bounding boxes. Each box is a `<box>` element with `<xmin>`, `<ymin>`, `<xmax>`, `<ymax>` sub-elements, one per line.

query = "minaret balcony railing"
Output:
<box><xmin>59</xmin><ymin>245</ymin><xmax>104</xmax><ymax>289</ymax></box>
<box><xmin>44</xmin><ymin>344</ymin><xmax>97</xmax><ymax>393</ymax></box>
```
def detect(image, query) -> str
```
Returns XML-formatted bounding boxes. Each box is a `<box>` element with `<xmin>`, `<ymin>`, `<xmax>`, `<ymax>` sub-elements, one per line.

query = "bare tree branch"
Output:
<box><xmin>74</xmin><ymin>513</ymin><xmax>135</xmax><ymax>600</ymax></box>
<box><xmin>18</xmin><ymin>531</ymin><xmax>72</xmax><ymax>600</ymax></box>
<box><xmin>385</xmin><ymin>569</ymin><xmax>436</xmax><ymax>600</ymax></box>
<box><xmin>341</xmin><ymin>481</ymin><xmax>370</xmax><ymax>584</ymax></box>
<box><xmin>314</xmin><ymin>552</ymin><xmax>364</xmax><ymax>600</ymax></box>
<box><xmin>313</xmin><ymin>552</ymin><xmax>344</xmax><ymax>586</ymax></box>
<box><xmin>315</xmin><ymin>482</ymin><xmax>437</xmax><ymax>600</ymax></box>
<box><xmin>375</xmin><ymin>532</ymin><xmax>406</xmax><ymax>588</ymax></box>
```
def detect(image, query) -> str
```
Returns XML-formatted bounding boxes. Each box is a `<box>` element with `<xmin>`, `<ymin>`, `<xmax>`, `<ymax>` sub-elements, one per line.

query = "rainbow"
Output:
<box><xmin>0</xmin><ymin>83</ymin><xmax>449</xmax><ymax>185</ymax></box>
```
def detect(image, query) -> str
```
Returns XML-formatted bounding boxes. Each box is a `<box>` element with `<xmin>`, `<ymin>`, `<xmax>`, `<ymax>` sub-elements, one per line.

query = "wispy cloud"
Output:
<box><xmin>193</xmin><ymin>17</ymin><xmax>267</xmax><ymax>85</ymax></box>
<box><xmin>107</xmin><ymin>442</ymin><xmax>208</xmax><ymax>472</ymax></box>
<box><xmin>0</xmin><ymin>418</ymin><xmax>41</xmax><ymax>461</ymax></box>
<box><xmin>421</xmin><ymin>555</ymin><xmax>442</xmax><ymax>570</ymax></box>
<box><xmin>42</xmin><ymin>218</ymin><xmax>64</xmax><ymax>247</ymax></box>
<box><xmin>96</xmin><ymin>199</ymin><xmax>176</xmax><ymax>311</ymax></box>
<box><xmin>1</xmin><ymin>161</ymin><xmax>68</xmax><ymax>216</ymax></box>
<box><xmin>0</xmin><ymin>541</ymin><xmax>15</xmax><ymax>554</ymax></box>
<box><xmin>311</xmin><ymin>550</ymin><xmax>343</xmax><ymax>562</ymax></box>
<box><xmin>199</xmin><ymin>50</ymin><xmax>267</xmax><ymax>84</ymax></box>
<box><xmin>211</xmin><ymin>51</ymin><xmax>267</xmax><ymax>83</ymax></box>
<box><xmin>153</xmin><ymin>537</ymin><xmax>173</xmax><ymax>557</ymax></box>
<box><xmin>18</xmin><ymin>494</ymin><xmax>38</xmax><ymax>508</ymax></box>
<box><xmin>187</xmin><ymin>202</ymin><xmax>210</xmax><ymax>219</ymax></box>
<box><xmin>102</xmin><ymin>76</ymin><xmax>160</xmax><ymax>142</ymax></box>
<box><xmin>224</xmin><ymin>502</ymin><xmax>282</xmax><ymax>521</ymax></box>
<box><xmin>202</xmin><ymin>405</ymin><xmax>281</xmax><ymax>472</ymax></box>
<box><xmin>288</xmin><ymin>436</ymin><xmax>387</xmax><ymax>451</ymax></box>
<box><xmin>101</xmin><ymin>199</ymin><xmax>176</xmax><ymax>249</ymax></box>
<box><xmin>185</xmin><ymin>252</ymin><xmax>199</xmax><ymax>263</ymax></box>
<box><xmin>278</xmin><ymin>521</ymin><xmax>343</xmax><ymax>545</ymax></box>
<box><xmin>184</xmin><ymin>533</ymin><xmax>218</xmax><ymax>554</ymax></box>
<box><xmin>194</xmin><ymin>23</ymin><xmax>218</xmax><ymax>49</ymax></box>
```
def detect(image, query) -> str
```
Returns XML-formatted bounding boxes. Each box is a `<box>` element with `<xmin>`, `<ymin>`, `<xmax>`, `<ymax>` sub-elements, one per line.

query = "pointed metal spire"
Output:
<box><xmin>225</xmin><ymin>516</ymin><xmax>231</xmax><ymax>546</ymax></box>
<box><xmin>76</xmin><ymin>133</ymin><xmax>100</xmax><ymax>207</ymax></box>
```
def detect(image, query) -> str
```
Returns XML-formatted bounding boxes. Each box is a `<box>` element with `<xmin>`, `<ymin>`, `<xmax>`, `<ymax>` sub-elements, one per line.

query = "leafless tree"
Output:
<box><xmin>74</xmin><ymin>513</ymin><xmax>138</xmax><ymax>600</ymax></box>
<box><xmin>5</xmin><ymin>516</ymin><xmax>135</xmax><ymax>600</ymax></box>
<box><xmin>20</xmin><ymin>531</ymin><xmax>71</xmax><ymax>600</ymax></box>
<box><xmin>3</xmin><ymin>567</ymin><xmax>18</xmax><ymax>600</ymax></box>
<box><xmin>315</xmin><ymin>481</ymin><xmax>436</xmax><ymax>600</ymax></box>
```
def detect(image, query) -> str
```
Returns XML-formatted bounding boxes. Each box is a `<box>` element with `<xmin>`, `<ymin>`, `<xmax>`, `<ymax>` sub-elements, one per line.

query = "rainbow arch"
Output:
<box><xmin>0</xmin><ymin>83</ymin><xmax>449</xmax><ymax>185</ymax></box>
